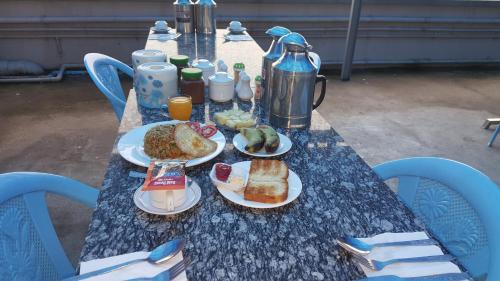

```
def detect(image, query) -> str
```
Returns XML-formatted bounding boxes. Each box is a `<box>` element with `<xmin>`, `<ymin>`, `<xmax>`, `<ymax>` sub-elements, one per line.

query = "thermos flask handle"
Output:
<box><xmin>313</xmin><ymin>75</ymin><xmax>327</xmax><ymax>109</ymax></box>
<box><xmin>309</xmin><ymin>52</ymin><xmax>321</xmax><ymax>74</ymax></box>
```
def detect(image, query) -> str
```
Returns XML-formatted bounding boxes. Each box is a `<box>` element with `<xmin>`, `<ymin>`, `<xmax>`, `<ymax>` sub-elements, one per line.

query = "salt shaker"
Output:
<box><xmin>237</xmin><ymin>73</ymin><xmax>253</xmax><ymax>101</ymax></box>
<box><xmin>235</xmin><ymin>70</ymin><xmax>246</xmax><ymax>93</ymax></box>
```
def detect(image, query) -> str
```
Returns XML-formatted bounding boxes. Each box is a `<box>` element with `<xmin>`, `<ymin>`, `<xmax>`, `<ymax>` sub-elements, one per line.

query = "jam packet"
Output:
<box><xmin>142</xmin><ymin>161</ymin><xmax>186</xmax><ymax>191</ymax></box>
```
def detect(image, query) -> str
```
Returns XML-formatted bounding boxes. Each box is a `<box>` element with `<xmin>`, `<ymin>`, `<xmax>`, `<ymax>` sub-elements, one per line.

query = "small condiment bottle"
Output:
<box><xmin>180</xmin><ymin>67</ymin><xmax>205</xmax><ymax>104</ymax></box>
<box><xmin>237</xmin><ymin>73</ymin><xmax>253</xmax><ymax>101</ymax></box>
<box><xmin>254</xmin><ymin>75</ymin><xmax>262</xmax><ymax>100</ymax></box>
<box><xmin>233</xmin><ymin>62</ymin><xmax>245</xmax><ymax>85</ymax></box>
<box><xmin>169</xmin><ymin>55</ymin><xmax>190</xmax><ymax>85</ymax></box>
<box><xmin>235</xmin><ymin>70</ymin><xmax>246</xmax><ymax>93</ymax></box>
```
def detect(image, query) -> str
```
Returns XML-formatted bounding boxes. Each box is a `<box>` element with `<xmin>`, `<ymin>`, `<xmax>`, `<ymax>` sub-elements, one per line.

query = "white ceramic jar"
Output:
<box><xmin>131</xmin><ymin>49</ymin><xmax>167</xmax><ymax>72</ymax></box>
<box><xmin>192</xmin><ymin>59</ymin><xmax>215</xmax><ymax>86</ymax></box>
<box><xmin>135</xmin><ymin>62</ymin><xmax>178</xmax><ymax>108</ymax></box>
<box><xmin>209</xmin><ymin>72</ymin><xmax>235</xmax><ymax>102</ymax></box>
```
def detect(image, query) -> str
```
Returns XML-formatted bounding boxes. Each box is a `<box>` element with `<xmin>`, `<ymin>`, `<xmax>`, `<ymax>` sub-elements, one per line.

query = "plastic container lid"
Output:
<box><xmin>170</xmin><ymin>55</ymin><xmax>189</xmax><ymax>65</ymax></box>
<box><xmin>233</xmin><ymin>62</ymin><xmax>245</xmax><ymax>70</ymax></box>
<box><xmin>255</xmin><ymin>75</ymin><xmax>262</xmax><ymax>82</ymax></box>
<box><xmin>181</xmin><ymin>67</ymin><xmax>203</xmax><ymax>80</ymax></box>
<box><xmin>209</xmin><ymin>72</ymin><xmax>234</xmax><ymax>84</ymax></box>
<box><xmin>192</xmin><ymin>59</ymin><xmax>214</xmax><ymax>69</ymax></box>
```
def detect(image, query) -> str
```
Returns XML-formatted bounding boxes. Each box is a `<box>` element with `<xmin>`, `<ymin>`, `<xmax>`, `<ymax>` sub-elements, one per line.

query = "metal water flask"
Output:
<box><xmin>194</xmin><ymin>0</ymin><xmax>216</xmax><ymax>34</ymax></box>
<box><xmin>174</xmin><ymin>0</ymin><xmax>194</xmax><ymax>33</ymax></box>
<box><xmin>270</xmin><ymin>33</ymin><xmax>327</xmax><ymax>129</ymax></box>
<box><xmin>261</xmin><ymin>26</ymin><xmax>291</xmax><ymax>116</ymax></box>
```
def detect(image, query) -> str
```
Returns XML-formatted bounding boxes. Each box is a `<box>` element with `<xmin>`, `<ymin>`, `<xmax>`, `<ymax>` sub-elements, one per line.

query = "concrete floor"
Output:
<box><xmin>0</xmin><ymin>69</ymin><xmax>499</xmax><ymax>266</ymax></box>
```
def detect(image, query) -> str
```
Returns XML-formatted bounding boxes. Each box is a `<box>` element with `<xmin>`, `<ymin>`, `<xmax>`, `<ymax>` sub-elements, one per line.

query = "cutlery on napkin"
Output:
<box><xmin>79</xmin><ymin>251</ymin><xmax>187</xmax><ymax>281</ymax></box>
<box><xmin>344</xmin><ymin>232</ymin><xmax>467</xmax><ymax>280</ymax></box>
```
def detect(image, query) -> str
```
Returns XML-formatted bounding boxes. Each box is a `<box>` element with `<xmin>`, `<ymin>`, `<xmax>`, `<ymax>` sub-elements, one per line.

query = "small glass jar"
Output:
<box><xmin>233</xmin><ymin>62</ymin><xmax>245</xmax><ymax>85</ymax></box>
<box><xmin>254</xmin><ymin>75</ymin><xmax>262</xmax><ymax>100</ymax></box>
<box><xmin>180</xmin><ymin>67</ymin><xmax>205</xmax><ymax>104</ymax></box>
<box><xmin>170</xmin><ymin>55</ymin><xmax>190</xmax><ymax>85</ymax></box>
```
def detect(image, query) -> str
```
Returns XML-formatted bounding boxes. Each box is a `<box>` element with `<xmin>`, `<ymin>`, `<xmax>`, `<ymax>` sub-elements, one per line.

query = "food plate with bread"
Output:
<box><xmin>117</xmin><ymin>120</ymin><xmax>226</xmax><ymax>167</ymax></box>
<box><xmin>213</xmin><ymin>160</ymin><xmax>302</xmax><ymax>209</ymax></box>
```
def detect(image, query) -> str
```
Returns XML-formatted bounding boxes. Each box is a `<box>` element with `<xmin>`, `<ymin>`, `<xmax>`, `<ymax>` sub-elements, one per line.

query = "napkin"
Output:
<box><xmin>79</xmin><ymin>251</ymin><xmax>187</xmax><ymax>281</ymax></box>
<box><xmin>356</xmin><ymin>232</ymin><xmax>466</xmax><ymax>280</ymax></box>
<box><xmin>224</xmin><ymin>32</ymin><xmax>253</xmax><ymax>41</ymax></box>
<box><xmin>148</xmin><ymin>33</ymin><xmax>181</xmax><ymax>42</ymax></box>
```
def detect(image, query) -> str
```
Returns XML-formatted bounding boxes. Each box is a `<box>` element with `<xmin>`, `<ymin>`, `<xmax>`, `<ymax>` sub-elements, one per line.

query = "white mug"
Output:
<box><xmin>150</xmin><ymin>188</ymin><xmax>186</xmax><ymax>211</ymax></box>
<box><xmin>229</xmin><ymin>21</ymin><xmax>242</xmax><ymax>30</ymax></box>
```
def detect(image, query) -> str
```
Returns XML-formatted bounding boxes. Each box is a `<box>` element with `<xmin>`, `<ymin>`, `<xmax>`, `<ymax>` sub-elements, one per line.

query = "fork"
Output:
<box><xmin>125</xmin><ymin>257</ymin><xmax>191</xmax><ymax>281</ymax></box>
<box><xmin>352</xmin><ymin>254</ymin><xmax>454</xmax><ymax>271</ymax></box>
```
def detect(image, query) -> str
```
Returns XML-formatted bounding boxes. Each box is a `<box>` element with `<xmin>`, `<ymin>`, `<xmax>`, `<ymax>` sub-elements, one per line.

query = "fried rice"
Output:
<box><xmin>143</xmin><ymin>125</ymin><xmax>191</xmax><ymax>159</ymax></box>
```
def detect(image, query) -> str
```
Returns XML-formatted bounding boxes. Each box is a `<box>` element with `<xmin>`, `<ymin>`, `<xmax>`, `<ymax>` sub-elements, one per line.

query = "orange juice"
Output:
<box><xmin>168</xmin><ymin>96</ymin><xmax>192</xmax><ymax>121</ymax></box>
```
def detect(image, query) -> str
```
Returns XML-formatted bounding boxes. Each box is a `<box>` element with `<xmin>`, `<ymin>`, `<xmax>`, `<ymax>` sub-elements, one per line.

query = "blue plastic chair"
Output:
<box><xmin>488</xmin><ymin>125</ymin><xmax>500</xmax><ymax>147</ymax></box>
<box><xmin>0</xmin><ymin>172</ymin><xmax>99</xmax><ymax>280</ymax></box>
<box><xmin>84</xmin><ymin>53</ymin><xmax>133</xmax><ymax>121</ymax></box>
<box><xmin>373</xmin><ymin>157</ymin><xmax>500</xmax><ymax>281</ymax></box>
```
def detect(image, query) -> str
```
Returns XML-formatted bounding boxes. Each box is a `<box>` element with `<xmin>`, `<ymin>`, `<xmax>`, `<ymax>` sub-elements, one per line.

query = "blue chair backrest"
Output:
<box><xmin>0</xmin><ymin>172</ymin><xmax>99</xmax><ymax>280</ymax></box>
<box><xmin>84</xmin><ymin>53</ymin><xmax>133</xmax><ymax>121</ymax></box>
<box><xmin>373</xmin><ymin>157</ymin><xmax>500</xmax><ymax>281</ymax></box>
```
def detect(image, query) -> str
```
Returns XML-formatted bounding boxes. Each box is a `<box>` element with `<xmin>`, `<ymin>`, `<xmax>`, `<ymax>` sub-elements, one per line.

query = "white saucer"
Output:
<box><xmin>227</xmin><ymin>27</ymin><xmax>247</xmax><ymax>33</ymax></box>
<box><xmin>233</xmin><ymin>132</ymin><xmax>292</xmax><ymax>157</ymax></box>
<box><xmin>216</xmin><ymin>161</ymin><xmax>302</xmax><ymax>209</ymax></box>
<box><xmin>151</xmin><ymin>26</ymin><xmax>172</xmax><ymax>33</ymax></box>
<box><xmin>133</xmin><ymin>179</ymin><xmax>201</xmax><ymax>215</ymax></box>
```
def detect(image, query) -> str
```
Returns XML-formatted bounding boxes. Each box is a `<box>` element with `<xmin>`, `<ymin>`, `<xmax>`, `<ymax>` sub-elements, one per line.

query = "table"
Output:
<box><xmin>81</xmin><ymin>30</ymin><xmax>428</xmax><ymax>280</ymax></box>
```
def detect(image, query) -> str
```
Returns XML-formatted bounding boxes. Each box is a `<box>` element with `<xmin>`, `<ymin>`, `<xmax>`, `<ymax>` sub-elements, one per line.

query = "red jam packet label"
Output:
<box><xmin>142</xmin><ymin>161</ymin><xmax>186</xmax><ymax>191</ymax></box>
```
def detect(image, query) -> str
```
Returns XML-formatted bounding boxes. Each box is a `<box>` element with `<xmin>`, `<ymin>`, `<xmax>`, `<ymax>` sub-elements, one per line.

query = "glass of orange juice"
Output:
<box><xmin>168</xmin><ymin>96</ymin><xmax>192</xmax><ymax>121</ymax></box>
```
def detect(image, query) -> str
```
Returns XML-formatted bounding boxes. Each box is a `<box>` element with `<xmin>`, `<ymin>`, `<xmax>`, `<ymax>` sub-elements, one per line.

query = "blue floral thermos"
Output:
<box><xmin>135</xmin><ymin>62</ymin><xmax>178</xmax><ymax>108</ymax></box>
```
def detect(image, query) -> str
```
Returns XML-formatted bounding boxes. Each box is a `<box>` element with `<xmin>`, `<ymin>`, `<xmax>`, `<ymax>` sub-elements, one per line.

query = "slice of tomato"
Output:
<box><xmin>188</xmin><ymin>122</ymin><xmax>201</xmax><ymax>132</ymax></box>
<box><xmin>200</xmin><ymin>125</ymin><xmax>217</xmax><ymax>138</ymax></box>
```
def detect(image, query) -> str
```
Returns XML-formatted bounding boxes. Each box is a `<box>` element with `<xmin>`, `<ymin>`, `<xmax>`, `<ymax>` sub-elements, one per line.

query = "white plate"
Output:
<box><xmin>117</xmin><ymin>120</ymin><xmax>226</xmax><ymax>167</ymax></box>
<box><xmin>133</xmin><ymin>178</ymin><xmax>201</xmax><ymax>215</ymax></box>
<box><xmin>216</xmin><ymin>161</ymin><xmax>302</xmax><ymax>209</ymax></box>
<box><xmin>233</xmin><ymin>132</ymin><xmax>292</xmax><ymax>157</ymax></box>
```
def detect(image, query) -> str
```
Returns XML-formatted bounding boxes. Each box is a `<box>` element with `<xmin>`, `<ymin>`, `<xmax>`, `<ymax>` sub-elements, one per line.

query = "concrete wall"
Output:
<box><xmin>1</xmin><ymin>0</ymin><xmax>500</xmax><ymax>70</ymax></box>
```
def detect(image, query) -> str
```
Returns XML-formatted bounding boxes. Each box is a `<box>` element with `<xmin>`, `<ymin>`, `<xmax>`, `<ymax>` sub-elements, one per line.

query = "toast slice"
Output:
<box><xmin>174</xmin><ymin>123</ymin><xmax>217</xmax><ymax>157</ymax></box>
<box><xmin>248</xmin><ymin>160</ymin><xmax>288</xmax><ymax>182</ymax></box>
<box><xmin>244</xmin><ymin>160</ymin><xmax>289</xmax><ymax>204</ymax></box>
<box><xmin>244</xmin><ymin>180</ymin><xmax>288</xmax><ymax>204</ymax></box>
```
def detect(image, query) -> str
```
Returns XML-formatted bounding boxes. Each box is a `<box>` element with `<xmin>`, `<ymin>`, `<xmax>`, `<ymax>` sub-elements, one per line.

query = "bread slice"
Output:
<box><xmin>244</xmin><ymin>160</ymin><xmax>289</xmax><ymax>204</ymax></box>
<box><xmin>174</xmin><ymin>123</ymin><xmax>217</xmax><ymax>157</ymax></box>
<box><xmin>244</xmin><ymin>180</ymin><xmax>288</xmax><ymax>204</ymax></box>
<box><xmin>248</xmin><ymin>160</ymin><xmax>288</xmax><ymax>182</ymax></box>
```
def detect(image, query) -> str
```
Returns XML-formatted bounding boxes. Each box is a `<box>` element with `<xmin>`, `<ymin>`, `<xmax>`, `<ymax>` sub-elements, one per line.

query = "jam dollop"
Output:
<box><xmin>215</xmin><ymin>163</ymin><xmax>232</xmax><ymax>182</ymax></box>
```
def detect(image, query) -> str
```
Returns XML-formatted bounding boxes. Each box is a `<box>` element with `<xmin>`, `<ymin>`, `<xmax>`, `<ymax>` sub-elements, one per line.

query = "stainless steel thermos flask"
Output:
<box><xmin>194</xmin><ymin>0</ymin><xmax>216</xmax><ymax>34</ymax></box>
<box><xmin>261</xmin><ymin>26</ymin><xmax>291</xmax><ymax>115</ymax></box>
<box><xmin>269</xmin><ymin>32</ymin><xmax>327</xmax><ymax>129</ymax></box>
<box><xmin>174</xmin><ymin>0</ymin><xmax>195</xmax><ymax>33</ymax></box>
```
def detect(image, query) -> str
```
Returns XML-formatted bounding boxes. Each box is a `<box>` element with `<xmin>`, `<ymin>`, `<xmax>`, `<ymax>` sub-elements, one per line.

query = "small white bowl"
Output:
<box><xmin>209</xmin><ymin>163</ymin><xmax>248</xmax><ymax>192</ymax></box>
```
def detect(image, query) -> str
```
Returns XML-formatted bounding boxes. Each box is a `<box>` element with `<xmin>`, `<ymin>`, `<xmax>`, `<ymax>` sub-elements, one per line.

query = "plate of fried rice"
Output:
<box><xmin>117</xmin><ymin>120</ymin><xmax>226</xmax><ymax>167</ymax></box>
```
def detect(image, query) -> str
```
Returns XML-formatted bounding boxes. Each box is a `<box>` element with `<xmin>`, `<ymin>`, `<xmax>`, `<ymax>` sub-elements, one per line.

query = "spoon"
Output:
<box><xmin>336</xmin><ymin>236</ymin><xmax>437</xmax><ymax>255</ymax></box>
<box><xmin>66</xmin><ymin>239</ymin><xmax>185</xmax><ymax>281</ymax></box>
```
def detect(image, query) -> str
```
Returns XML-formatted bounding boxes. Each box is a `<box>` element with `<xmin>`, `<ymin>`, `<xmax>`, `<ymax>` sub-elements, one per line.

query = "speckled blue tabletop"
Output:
<box><xmin>80</xmin><ymin>31</ymin><xmax>429</xmax><ymax>281</ymax></box>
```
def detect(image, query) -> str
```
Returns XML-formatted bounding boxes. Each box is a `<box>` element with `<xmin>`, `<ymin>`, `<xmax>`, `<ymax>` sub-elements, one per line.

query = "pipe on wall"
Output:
<box><xmin>0</xmin><ymin>64</ymin><xmax>83</xmax><ymax>83</ymax></box>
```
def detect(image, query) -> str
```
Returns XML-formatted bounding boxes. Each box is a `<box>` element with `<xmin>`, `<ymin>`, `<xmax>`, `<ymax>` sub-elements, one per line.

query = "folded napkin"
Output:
<box><xmin>80</xmin><ymin>251</ymin><xmax>187</xmax><ymax>281</ymax></box>
<box><xmin>224</xmin><ymin>32</ymin><xmax>253</xmax><ymax>42</ymax></box>
<box><xmin>357</xmin><ymin>232</ymin><xmax>466</xmax><ymax>280</ymax></box>
<box><xmin>148</xmin><ymin>33</ymin><xmax>181</xmax><ymax>42</ymax></box>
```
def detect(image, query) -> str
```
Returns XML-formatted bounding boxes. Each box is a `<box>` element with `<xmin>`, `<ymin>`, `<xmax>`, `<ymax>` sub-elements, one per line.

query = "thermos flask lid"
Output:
<box><xmin>265</xmin><ymin>26</ymin><xmax>291</xmax><ymax>38</ymax></box>
<box><xmin>195</xmin><ymin>0</ymin><xmax>216</xmax><ymax>5</ymax></box>
<box><xmin>279</xmin><ymin>32</ymin><xmax>310</xmax><ymax>49</ymax></box>
<box><xmin>174</xmin><ymin>0</ymin><xmax>192</xmax><ymax>4</ymax></box>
